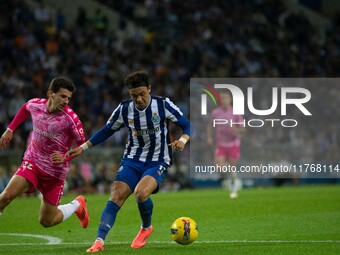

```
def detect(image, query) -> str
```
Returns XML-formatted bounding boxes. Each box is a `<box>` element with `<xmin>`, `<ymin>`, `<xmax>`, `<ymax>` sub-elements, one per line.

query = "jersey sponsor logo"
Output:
<box><xmin>133</xmin><ymin>127</ymin><xmax>160</xmax><ymax>136</ymax></box>
<box><xmin>33</xmin><ymin>127</ymin><xmax>58</xmax><ymax>138</ymax></box>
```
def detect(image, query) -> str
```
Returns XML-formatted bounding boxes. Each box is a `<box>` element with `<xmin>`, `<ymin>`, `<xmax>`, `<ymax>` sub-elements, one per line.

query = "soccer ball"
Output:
<box><xmin>170</xmin><ymin>217</ymin><xmax>198</xmax><ymax>245</ymax></box>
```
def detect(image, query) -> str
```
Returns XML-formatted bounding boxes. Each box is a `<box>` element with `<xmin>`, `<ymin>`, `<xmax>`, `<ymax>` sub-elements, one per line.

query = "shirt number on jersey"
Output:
<box><xmin>157</xmin><ymin>165</ymin><xmax>167</xmax><ymax>176</ymax></box>
<box><xmin>22</xmin><ymin>161</ymin><xmax>33</xmax><ymax>171</ymax></box>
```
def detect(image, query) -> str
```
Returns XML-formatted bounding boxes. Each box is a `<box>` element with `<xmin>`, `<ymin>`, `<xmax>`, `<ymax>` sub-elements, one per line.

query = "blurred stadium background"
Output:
<box><xmin>0</xmin><ymin>0</ymin><xmax>340</xmax><ymax>194</ymax></box>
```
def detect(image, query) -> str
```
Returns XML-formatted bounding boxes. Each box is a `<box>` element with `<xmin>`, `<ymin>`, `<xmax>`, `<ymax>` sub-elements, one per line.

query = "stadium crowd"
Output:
<box><xmin>0</xmin><ymin>0</ymin><xmax>339</xmax><ymax>192</ymax></box>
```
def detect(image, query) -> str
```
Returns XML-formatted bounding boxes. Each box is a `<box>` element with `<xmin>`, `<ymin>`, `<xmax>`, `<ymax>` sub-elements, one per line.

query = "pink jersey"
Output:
<box><xmin>210</xmin><ymin>106</ymin><xmax>243</xmax><ymax>147</ymax></box>
<box><xmin>23</xmin><ymin>98</ymin><xmax>85</xmax><ymax>180</ymax></box>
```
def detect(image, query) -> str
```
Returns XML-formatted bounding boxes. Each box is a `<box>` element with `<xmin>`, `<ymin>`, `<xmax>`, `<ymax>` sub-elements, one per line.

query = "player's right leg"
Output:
<box><xmin>0</xmin><ymin>175</ymin><xmax>32</xmax><ymax>214</ymax></box>
<box><xmin>86</xmin><ymin>181</ymin><xmax>132</xmax><ymax>253</ymax></box>
<box><xmin>1</xmin><ymin>160</ymin><xmax>40</xmax><ymax>215</ymax></box>
<box><xmin>226</xmin><ymin>157</ymin><xmax>240</xmax><ymax>199</ymax></box>
<box><xmin>215</xmin><ymin>155</ymin><xmax>227</xmax><ymax>185</ymax></box>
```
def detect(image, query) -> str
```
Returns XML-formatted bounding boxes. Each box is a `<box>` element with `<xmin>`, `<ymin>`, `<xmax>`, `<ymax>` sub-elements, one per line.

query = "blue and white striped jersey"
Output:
<box><xmin>90</xmin><ymin>95</ymin><xmax>190</xmax><ymax>166</ymax></box>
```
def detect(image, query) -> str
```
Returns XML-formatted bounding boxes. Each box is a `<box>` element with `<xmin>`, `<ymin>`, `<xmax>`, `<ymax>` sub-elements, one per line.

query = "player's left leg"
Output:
<box><xmin>39</xmin><ymin>200</ymin><xmax>63</xmax><ymax>227</ymax></box>
<box><xmin>225</xmin><ymin>146</ymin><xmax>241</xmax><ymax>199</ymax></box>
<box><xmin>131</xmin><ymin>164</ymin><xmax>167</xmax><ymax>249</ymax></box>
<box><xmin>37</xmin><ymin>175</ymin><xmax>89</xmax><ymax>228</ymax></box>
<box><xmin>135</xmin><ymin>175</ymin><xmax>158</xmax><ymax>226</ymax></box>
<box><xmin>131</xmin><ymin>175</ymin><xmax>157</xmax><ymax>249</ymax></box>
<box><xmin>39</xmin><ymin>196</ymin><xmax>89</xmax><ymax>228</ymax></box>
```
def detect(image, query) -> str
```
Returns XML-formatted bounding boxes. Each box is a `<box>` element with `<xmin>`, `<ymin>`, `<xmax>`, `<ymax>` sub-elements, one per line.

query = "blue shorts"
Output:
<box><xmin>115</xmin><ymin>158</ymin><xmax>168</xmax><ymax>194</ymax></box>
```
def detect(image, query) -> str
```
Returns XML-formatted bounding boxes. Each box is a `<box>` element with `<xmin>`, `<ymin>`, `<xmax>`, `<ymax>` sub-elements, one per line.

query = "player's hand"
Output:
<box><xmin>66</xmin><ymin>146</ymin><xmax>84</xmax><ymax>158</ymax></box>
<box><xmin>50</xmin><ymin>151</ymin><xmax>65</xmax><ymax>164</ymax></box>
<box><xmin>168</xmin><ymin>140</ymin><xmax>186</xmax><ymax>152</ymax></box>
<box><xmin>0</xmin><ymin>129</ymin><xmax>13</xmax><ymax>149</ymax></box>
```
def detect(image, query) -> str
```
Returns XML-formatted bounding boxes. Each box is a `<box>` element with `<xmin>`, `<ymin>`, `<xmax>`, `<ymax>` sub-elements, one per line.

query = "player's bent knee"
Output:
<box><xmin>39</xmin><ymin>217</ymin><xmax>55</xmax><ymax>228</ymax></box>
<box><xmin>110</xmin><ymin>190</ymin><xmax>128</xmax><ymax>205</ymax></box>
<box><xmin>134</xmin><ymin>190</ymin><xmax>149</xmax><ymax>203</ymax></box>
<box><xmin>110</xmin><ymin>183</ymin><xmax>132</xmax><ymax>205</ymax></box>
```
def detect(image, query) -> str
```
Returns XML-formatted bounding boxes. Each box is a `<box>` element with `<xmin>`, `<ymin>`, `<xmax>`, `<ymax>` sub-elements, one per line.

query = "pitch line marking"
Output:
<box><xmin>0</xmin><ymin>233</ymin><xmax>62</xmax><ymax>245</ymax></box>
<box><xmin>0</xmin><ymin>236</ymin><xmax>339</xmax><ymax>246</ymax></box>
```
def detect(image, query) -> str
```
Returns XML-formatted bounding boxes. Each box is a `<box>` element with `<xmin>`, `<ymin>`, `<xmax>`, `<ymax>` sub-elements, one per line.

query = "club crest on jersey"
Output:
<box><xmin>152</xmin><ymin>113</ymin><xmax>160</xmax><ymax>124</ymax></box>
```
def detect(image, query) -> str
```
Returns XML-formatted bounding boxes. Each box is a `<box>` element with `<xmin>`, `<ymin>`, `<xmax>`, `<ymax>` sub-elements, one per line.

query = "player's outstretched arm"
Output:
<box><xmin>51</xmin><ymin>140</ymin><xmax>92</xmax><ymax>164</ymax></box>
<box><xmin>0</xmin><ymin>103</ymin><xmax>30</xmax><ymax>149</ymax></box>
<box><xmin>67</xmin><ymin>141</ymin><xmax>93</xmax><ymax>158</ymax></box>
<box><xmin>67</xmin><ymin>122</ymin><xmax>117</xmax><ymax>158</ymax></box>
<box><xmin>0</xmin><ymin>128</ymin><xmax>13</xmax><ymax>149</ymax></box>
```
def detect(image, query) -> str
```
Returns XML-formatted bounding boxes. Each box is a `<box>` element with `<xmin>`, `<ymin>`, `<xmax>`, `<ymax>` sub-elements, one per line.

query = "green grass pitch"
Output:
<box><xmin>0</xmin><ymin>185</ymin><xmax>339</xmax><ymax>255</ymax></box>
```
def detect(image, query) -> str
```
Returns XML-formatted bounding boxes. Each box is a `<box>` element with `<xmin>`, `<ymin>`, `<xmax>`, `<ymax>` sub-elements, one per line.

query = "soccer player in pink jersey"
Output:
<box><xmin>207</xmin><ymin>90</ymin><xmax>245</xmax><ymax>198</ymax></box>
<box><xmin>0</xmin><ymin>77</ymin><xmax>89</xmax><ymax>228</ymax></box>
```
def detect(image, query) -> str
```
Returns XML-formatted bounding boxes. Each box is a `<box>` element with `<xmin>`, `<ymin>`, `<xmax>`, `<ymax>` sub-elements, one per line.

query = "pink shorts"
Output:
<box><xmin>215</xmin><ymin>145</ymin><xmax>240</xmax><ymax>161</ymax></box>
<box><xmin>15</xmin><ymin>160</ymin><xmax>64</xmax><ymax>206</ymax></box>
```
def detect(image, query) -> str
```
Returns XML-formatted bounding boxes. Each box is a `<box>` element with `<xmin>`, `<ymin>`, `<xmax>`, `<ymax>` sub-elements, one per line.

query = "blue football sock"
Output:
<box><xmin>137</xmin><ymin>197</ymin><xmax>153</xmax><ymax>228</ymax></box>
<box><xmin>97</xmin><ymin>201</ymin><xmax>120</xmax><ymax>240</ymax></box>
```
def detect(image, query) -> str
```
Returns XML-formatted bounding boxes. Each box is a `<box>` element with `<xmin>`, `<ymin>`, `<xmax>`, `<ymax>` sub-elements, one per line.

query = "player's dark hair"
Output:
<box><xmin>48</xmin><ymin>77</ymin><xmax>76</xmax><ymax>93</ymax></box>
<box><xmin>125</xmin><ymin>71</ymin><xmax>149</xmax><ymax>89</ymax></box>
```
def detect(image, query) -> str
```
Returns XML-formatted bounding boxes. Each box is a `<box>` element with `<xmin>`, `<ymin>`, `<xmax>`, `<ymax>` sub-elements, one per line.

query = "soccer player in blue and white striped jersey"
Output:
<box><xmin>67</xmin><ymin>71</ymin><xmax>191</xmax><ymax>252</ymax></box>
